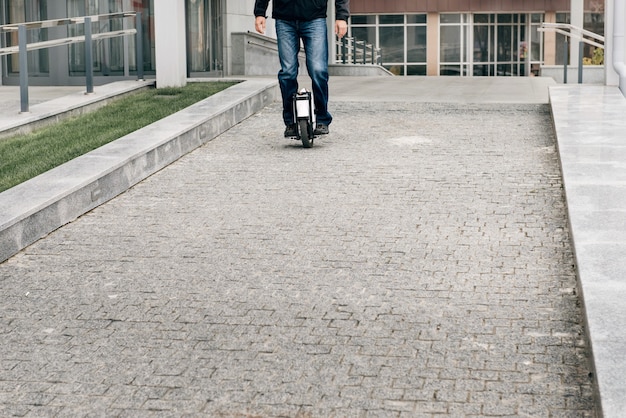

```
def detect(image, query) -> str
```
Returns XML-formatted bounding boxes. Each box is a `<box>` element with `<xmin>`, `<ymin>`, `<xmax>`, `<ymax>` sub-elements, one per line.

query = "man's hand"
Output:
<box><xmin>335</xmin><ymin>20</ymin><xmax>347</xmax><ymax>38</ymax></box>
<box><xmin>255</xmin><ymin>16</ymin><xmax>266</xmax><ymax>35</ymax></box>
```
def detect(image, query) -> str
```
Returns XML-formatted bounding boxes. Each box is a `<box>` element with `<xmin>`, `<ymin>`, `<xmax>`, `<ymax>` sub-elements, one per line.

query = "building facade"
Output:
<box><xmin>0</xmin><ymin>0</ymin><xmax>611</xmax><ymax>86</ymax></box>
<box><xmin>348</xmin><ymin>0</ymin><xmax>605</xmax><ymax>76</ymax></box>
<box><xmin>0</xmin><ymin>0</ymin><xmax>256</xmax><ymax>86</ymax></box>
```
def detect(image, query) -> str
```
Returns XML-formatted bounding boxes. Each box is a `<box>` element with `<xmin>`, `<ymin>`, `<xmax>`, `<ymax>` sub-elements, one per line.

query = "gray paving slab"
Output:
<box><xmin>0</xmin><ymin>77</ymin><xmax>597</xmax><ymax>416</ymax></box>
<box><xmin>550</xmin><ymin>84</ymin><xmax>626</xmax><ymax>418</ymax></box>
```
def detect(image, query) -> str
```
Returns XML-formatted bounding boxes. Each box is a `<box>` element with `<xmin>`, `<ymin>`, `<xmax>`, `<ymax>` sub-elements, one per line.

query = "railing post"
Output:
<box><xmin>18</xmin><ymin>24</ymin><xmax>29</xmax><ymax>113</ymax></box>
<box><xmin>362</xmin><ymin>41</ymin><xmax>366</xmax><ymax>64</ymax></box>
<box><xmin>84</xmin><ymin>17</ymin><xmax>94</xmax><ymax>94</ymax></box>
<box><xmin>341</xmin><ymin>36</ymin><xmax>347</xmax><ymax>64</ymax></box>
<box><xmin>563</xmin><ymin>38</ymin><xmax>569</xmax><ymax>84</ymax></box>
<box><xmin>135</xmin><ymin>12</ymin><xmax>144</xmax><ymax>80</ymax></box>
<box><xmin>578</xmin><ymin>40</ymin><xmax>584</xmax><ymax>84</ymax></box>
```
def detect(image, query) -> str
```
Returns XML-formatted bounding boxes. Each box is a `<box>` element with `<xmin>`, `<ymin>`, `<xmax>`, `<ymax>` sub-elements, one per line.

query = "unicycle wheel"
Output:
<box><xmin>298</xmin><ymin>119</ymin><xmax>313</xmax><ymax>148</ymax></box>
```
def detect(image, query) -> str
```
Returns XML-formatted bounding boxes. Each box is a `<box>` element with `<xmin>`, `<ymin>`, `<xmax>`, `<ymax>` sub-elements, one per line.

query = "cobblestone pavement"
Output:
<box><xmin>0</xmin><ymin>101</ymin><xmax>596</xmax><ymax>416</ymax></box>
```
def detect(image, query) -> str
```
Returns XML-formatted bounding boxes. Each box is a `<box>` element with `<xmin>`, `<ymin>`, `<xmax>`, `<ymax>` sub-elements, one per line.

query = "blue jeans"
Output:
<box><xmin>275</xmin><ymin>18</ymin><xmax>332</xmax><ymax>127</ymax></box>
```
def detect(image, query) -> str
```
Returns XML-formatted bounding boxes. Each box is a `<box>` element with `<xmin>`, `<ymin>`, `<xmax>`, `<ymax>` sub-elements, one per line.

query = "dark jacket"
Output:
<box><xmin>254</xmin><ymin>0</ymin><xmax>350</xmax><ymax>22</ymax></box>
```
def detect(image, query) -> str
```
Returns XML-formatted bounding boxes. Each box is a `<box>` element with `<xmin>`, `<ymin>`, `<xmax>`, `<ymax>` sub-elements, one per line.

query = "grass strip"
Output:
<box><xmin>0</xmin><ymin>81</ymin><xmax>238</xmax><ymax>193</ymax></box>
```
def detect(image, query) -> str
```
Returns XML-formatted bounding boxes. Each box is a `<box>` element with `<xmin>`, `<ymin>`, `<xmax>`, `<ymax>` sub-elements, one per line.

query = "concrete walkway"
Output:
<box><xmin>0</xmin><ymin>76</ymin><xmax>611</xmax><ymax>416</ymax></box>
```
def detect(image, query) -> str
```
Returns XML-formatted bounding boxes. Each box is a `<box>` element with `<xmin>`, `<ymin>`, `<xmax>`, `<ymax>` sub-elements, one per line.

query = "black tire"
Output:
<box><xmin>298</xmin><ymin>119</ymin><xmax>313</xmax><ymax>148</ymax></box>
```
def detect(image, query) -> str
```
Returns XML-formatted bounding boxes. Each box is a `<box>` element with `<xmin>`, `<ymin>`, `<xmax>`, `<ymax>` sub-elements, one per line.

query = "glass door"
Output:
<box><xmin>472</xmin><ymin>14</ymin><xmax>531</xmax><ymax>77</ymax></box>
<box><xmin>67</xmin><ymin>0</ymin><xmax>92</xmax><ymax>76</ymax></box>
<box><xmin>4</xmin><ymin>0</ymin><xmax>49</xmax><ymax>77</ymax></box>
<box><xmin>68</xmin><ymin>0</ymin><xmax>153</xmax><ymax>78</ymax></box>
<box><xmin>186</xmin><ymin>0</ymin><xmax>223</xmax><ymax>76</ymax></box>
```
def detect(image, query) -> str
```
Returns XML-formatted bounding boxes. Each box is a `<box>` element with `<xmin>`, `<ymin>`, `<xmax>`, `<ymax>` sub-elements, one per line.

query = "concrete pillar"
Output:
<box><xmin>543</xmin><ymin>12</ymin><xmax>557</xmax><ymax>66</ymax></box>
<box><xmin>426</xmin><ymin>12</ymin><xmax>439</xmax><ymax>76</ymax></box>
<box><xmin>328</xmin><ymin>1</ymin><xmax>336</xmax><ymax>64</ymax></box>
<box><xmin>154</xmin><ymin>0</ymin><xmax>187</xmax><ymax>88</ymax></box>
<box><xmin>606</xmin><ymin>0</ymin><xmax>621</xmax><ymax>87</ymax></box>
<box><xmin>570</xmin><ymin>0</ymin><xmax>584</xmax><ymax>67</ymax></box>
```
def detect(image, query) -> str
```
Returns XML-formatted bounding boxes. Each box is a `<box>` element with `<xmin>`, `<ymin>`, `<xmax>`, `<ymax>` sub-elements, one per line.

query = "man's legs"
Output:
<box><xmin>301</xmin><ymin>18</ymin><xmax>332</xmax><ymax>127</ymax></box>
<box><xmin>275</xmin><ymin>19</ymin><xmax>300</xmax><ymax>127</ymax></box>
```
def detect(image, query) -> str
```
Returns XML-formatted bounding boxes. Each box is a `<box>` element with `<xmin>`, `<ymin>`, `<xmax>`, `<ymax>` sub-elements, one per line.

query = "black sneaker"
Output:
<box><xmin>284</xmin><ymin>124</ymin><xmax>297</xmax><ymax>137</ymax></box>
<box><xmin>314</xmin><ymin>124</ymin><xmax>329</xmax><ymax>135</ymax></box>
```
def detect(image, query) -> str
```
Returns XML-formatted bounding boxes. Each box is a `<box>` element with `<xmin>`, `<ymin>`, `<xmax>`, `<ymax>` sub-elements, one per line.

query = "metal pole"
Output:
<box><xmin>18</xmin><ymin>24</ymin><xmax>29</xmax><ymax>113</ymax></box>
<box><xmin>362</xmin><ymin>41</ymin><xmax>366</xmax><ymax>64</ymax></box>
<box><xmin>85</xmin><ymin>17</ymin><xmax>94</xmax><ymax>94</ymax></box>
<box><xmin>341</xmin><ymin>36</ymin><xmax>347</xmax><ymax>64</ymax></box>
<box><xmin>578</xmin><ymin>40</ymin><xmax>584</xmax><ymax>83</ymax></box>
<box><xmin>563</xmin><ymin>38</ymin><xmax>569</xmax><ymax>84</ymax></box>
<box><xmin>135</xmin><ymin>12</ymin><xmax>144</xmax><ymax>80</ymax></box>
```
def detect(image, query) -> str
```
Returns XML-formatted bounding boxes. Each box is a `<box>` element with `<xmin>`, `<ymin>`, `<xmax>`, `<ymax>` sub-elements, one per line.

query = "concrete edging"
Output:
<box><xmin>550</xmin><ymin>85</ymin><xmax>626</xmax><ymax>418</ymax></box>
<box><xmin>0</xmin><ymin>78</ymin><xmax>279</xmax><ymax>263</ymax></box>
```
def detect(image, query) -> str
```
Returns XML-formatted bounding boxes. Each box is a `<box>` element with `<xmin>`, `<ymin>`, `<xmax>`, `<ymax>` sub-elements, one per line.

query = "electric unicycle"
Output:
<box><xmin>292</xmin><ymin>89</ymin><xmax>316</xmax><ymax>148</ymax></box>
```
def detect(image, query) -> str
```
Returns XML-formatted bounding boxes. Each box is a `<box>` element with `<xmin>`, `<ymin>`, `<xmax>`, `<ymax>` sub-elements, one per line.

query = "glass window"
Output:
<box><xmin>407</xmin><ymin>65</ymin><xmax>426</xmax><ymax>76</ymax></box>
<box><xmin>474</xmin><ymin>14</ymin><xmax>491</xmax><ymax>24</ymax></box>
<box><xmin>407</xmin><ymin>26</ymin><xmax>426</xmax><ymax>62</ymax></box>
<box><xmin>6</xmin><ymin>0</ymin><xmax>49</xmax><ymax>76</ymax></box>
<box><xmin>440</xmin><ymin>26</ymin><xmax>460</xmax><ymax>62</ymax></box>
<box><xmin>351</xmin><ymin>26</ymin><xmax>375</xmax><ymax>45</ymax></box>
<box><xmin>441</xmin><ymin>12</ymin><xmax>537</xmax><ymax>77</ymax></box>
<box><xmin>583</xmin><ymin>12</ymin><xmax>604</xmax><ymax>64</ymax></box>
<box><xmin>380</xmin><ymin>26</ymin><xmax>404</xmax><ymax>62</ymax></box>
<box><xmin>186</xmin><ymin>0</ymin><xmax>223</xmax><ymax>74</ymax></box>
<box><xmin>497</xmin><ymin>63</ymin><xmax>512</xmax><ymax>76</ymax></box>
<box><xmin>440</xmin><ymin>64</ymin><xmax>461</xmax><ymax>76</ymax></box>
<box><xmin>473</xmin><ymin>26</ymin><xmax>490</xmax><ymax>63</ymax></box>
<box><xmin>441</xmin><ymin>14</ymin><xmax>460</xmax><ymax>24</ymax></box>
<box><xmin>350</xmin><ymin>15</ymin><xmax>375</xmax><ymax>25</ymax></box>
<box><xmin>68</xmin><ymin>0</ymin><xmax>154</xmax><ymax>77</ymax></box>
<box><xmin>380</xmin><ymin>15</ymin><xmax>404</xmax><ymax>25</ymax></box>
<box><xmin>497</xmin><ymin>25</ymin><xmax>513</xmax><ymax>62</ymax></box>
<box><xmin>385</xmin><ymin>64</ymin><xmax>404</xmax><ymax>75</ymax></box>
<box><xmin>498</xmin><ymin>14</ymin><xmax>512</xmax><ymax>23</ymax></box>
<box><xmin>407</xmin><ymin>15</ymin><xmax>426</xmax><ymax>24</ymax></box>
<box><xmin>348</xmin><ymin>13</ymin><xmax>426</xmax><ymax>76</ymax></box>
<box><xmin>473</xmin><ymin>64</ymin><xmax>493</xmax><ymax>77</ymax></box>
<box><xmin>554</xmin><ymin>13</ymin><xmax>570</xmax><ymax>65</ymax></box>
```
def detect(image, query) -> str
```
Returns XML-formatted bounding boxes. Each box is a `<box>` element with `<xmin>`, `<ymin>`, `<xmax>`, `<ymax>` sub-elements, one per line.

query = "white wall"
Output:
<box><xmin>224</xmin><ymin>0</ymin><xmax>275</xmax><ymax>76</ymax></box>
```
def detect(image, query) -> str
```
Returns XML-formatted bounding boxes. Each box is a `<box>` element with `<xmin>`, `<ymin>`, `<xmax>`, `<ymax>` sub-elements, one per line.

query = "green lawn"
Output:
<box><xmin>0</xmin><ymin>81</ymin><xmax>238</xmax><ymax>193</ymax></box>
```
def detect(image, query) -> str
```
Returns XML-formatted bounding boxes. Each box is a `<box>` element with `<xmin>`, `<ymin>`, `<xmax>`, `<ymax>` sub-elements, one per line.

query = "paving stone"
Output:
<box><xmin>0</xmin><ymin>101</ymin><xmax>596</xmax><ymax>415</ymax></box>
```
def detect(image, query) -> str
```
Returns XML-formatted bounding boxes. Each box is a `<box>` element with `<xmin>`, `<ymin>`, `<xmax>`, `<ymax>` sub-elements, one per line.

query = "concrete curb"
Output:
<box><xmin>550</xmin><ymin>85</ymin><xmax>626</xmax><ymax>418</ymax></box>
<box><xmin>0</xmin><ymin>78</ymin><xmax>279</xmax><ymax>263</ymax></box>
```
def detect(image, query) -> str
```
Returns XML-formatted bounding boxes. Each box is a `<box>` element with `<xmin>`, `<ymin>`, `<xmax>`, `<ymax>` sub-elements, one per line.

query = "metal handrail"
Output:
<box><xmin>539</xmin><ymin>23</ymin><xmax>605</xmax><ymax>84</ymax></box>
<box><xmin>336</xmin><ymin>36</ymin><xmax>382</xmax><ymax>66</ymax></box>
<box><xmin>0</xmin><ymin>30</ymin><xmax>137</xmax><ymax>56</ymax></box>
<box><xmin>1</xmin><ymin>11</ymin><xmax>142</xmax><ymax>113</ymax></box>
<box><xmin>539</xmin><ymin>22</ymin><xmax>604</xmax><ymax>43</ymax></box>
<box><xmin>0</xmin><ymin>12</ymin><xmax>136</xmax><ymax>32</ymax></box>
<box><xmin>538</xmin><ymin>23</ymin><xmax>604</xmax><ymax>49</ymax></box>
